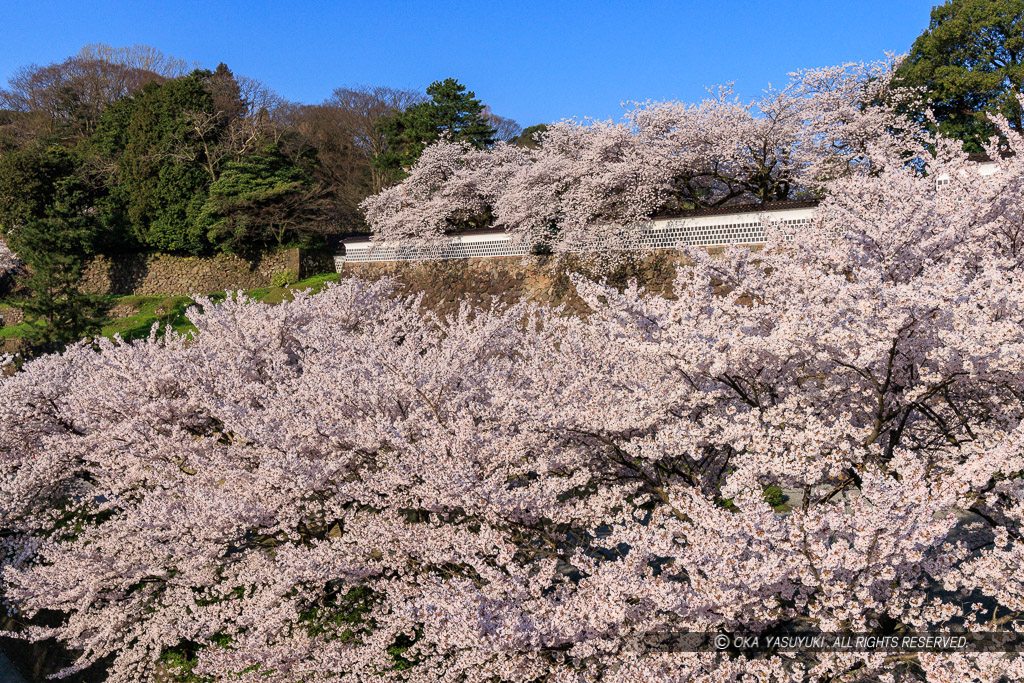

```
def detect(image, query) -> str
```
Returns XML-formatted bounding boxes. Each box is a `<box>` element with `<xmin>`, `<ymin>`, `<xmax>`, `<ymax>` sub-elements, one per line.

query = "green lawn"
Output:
<box><xmin>0</xmin><ymin>273</ymin><xmax>341</xmax><ymax>343</ymax></box>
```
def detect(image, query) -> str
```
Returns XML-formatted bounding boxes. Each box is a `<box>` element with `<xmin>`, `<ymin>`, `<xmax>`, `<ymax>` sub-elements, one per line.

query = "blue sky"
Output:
<box><xmin>3</xmin><ymin>0</ymin><xmax>938</xmax><ymax>126</ymax></box>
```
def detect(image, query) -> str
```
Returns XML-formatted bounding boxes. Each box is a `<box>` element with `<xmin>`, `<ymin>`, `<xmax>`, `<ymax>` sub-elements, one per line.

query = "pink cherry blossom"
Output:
<box><xmin>362</xmin><ymin>59</ymin><xmax>900</xmax><ymax>256</ymax></box>
<box><xmin>3</xmin><ymin>78</ymin><xmax>1024</xmax><ymax>683</ymax></box>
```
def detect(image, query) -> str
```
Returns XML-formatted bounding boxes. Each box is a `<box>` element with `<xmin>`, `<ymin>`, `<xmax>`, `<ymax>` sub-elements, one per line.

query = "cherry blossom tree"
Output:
<box><xmin>0</xmin><ymin>235</ymin><xmax>20</xmax><ymax>281</ymax></box>
<box><xmin>361</xmin><ymin>119</ymin><xmax>674</xmax><ymax>255</ymax></box>
<box><xmin>359</xmin><ymin>138</ymin><xmax>529</xmax><ymax>244</ymax></box>
<box><xmin>362</xmin><ymin>59</ymin><xmax>901</xmax><ymax>255</ymax></box>
<box><xmin>4</xmin><ymin>91</ymin><xmax>1024</xmax><ymax>683</ymax></box>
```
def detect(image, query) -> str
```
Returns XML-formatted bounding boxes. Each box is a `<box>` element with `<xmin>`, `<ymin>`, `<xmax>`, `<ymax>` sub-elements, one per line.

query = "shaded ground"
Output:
<box><xmin>0</xmin><ymin>650</ymin><xmax>25</xmax><ymax>683</ymax></box>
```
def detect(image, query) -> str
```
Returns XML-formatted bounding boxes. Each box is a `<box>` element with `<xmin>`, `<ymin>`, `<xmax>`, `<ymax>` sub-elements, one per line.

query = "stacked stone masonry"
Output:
<box><xmin>80</xmin><ymin>248</ymin><xmax>330</xmax><ymax>296</ymax></box>
<box><xmin>340</xmin><ymin>251</ymin><xmax>702</xmax><ymax>318</ymax></box>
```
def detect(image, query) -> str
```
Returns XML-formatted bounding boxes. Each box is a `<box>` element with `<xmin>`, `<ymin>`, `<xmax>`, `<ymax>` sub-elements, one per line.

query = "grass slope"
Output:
<box><xmin>0</xmin><ymin>273</ymin><xmax>341</xmax><ymax>344</ymax></box>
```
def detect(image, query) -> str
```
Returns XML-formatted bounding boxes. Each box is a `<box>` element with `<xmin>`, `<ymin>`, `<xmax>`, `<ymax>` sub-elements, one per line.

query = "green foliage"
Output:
<box><xmin>93</xmin><ymin>71</ymin><xmax>219</xmax><ymax>253</ymax></box>
<box><xmin>270</xmin><ymin>269</ymin><xmax>299</xmax><ymax>288</ymax></box>
<box><xmin>158</xmin><ymin>584</ymin><xmax>409</xmax><ymax>678</ymax></box>
<box><xmin>387</xmin><ymin>632</ymin><xmax>420</xmax><ymax>671</ymax></box>
<box><xmin>375</xmin><ymin>78</ymin><xmax>496</xmax><ymax>178</ymax></box>
<box><xmin>301</xmin><ymin>584</ymin><xmax>377</xmax><ymax>641</ymax></box>
<box><xmin>896</xmin><ymin>0</ymin><xmax>1024</xmax><ymax>151</ymax></box>
<box><xmin>715</xmin><ymin>486</ymin><xmax>788</xmax><ymax>512</ymax></box>
<box><xmin>2</xmin><ymin>48</ymin><xmax>524</xmax><ymax>259</ymax></box>
<box><xmin>422</xmin><ymin>78</ymin><xmax>496</xmax><ymax>146</ymax></box>
<box><xmin>0</xmin><ymin>145</ymin><xmax>108</xmax><ymax>353</ymax></box>
<box><xmin>196</xmin><ymin>143</ymin><xmax>325</xmax><ymax>253</ymax></box>
<box><xmin>158</xmin><ymin>647</ymin><xmax>207</xmax><ymax>683</ymax></box>
<box><xmin>0</xmin><ymin>143</ymin><xmax>127</xmax><ymax>253</ymax></box>
<box><xmin>158</xmin><ymin>633</ymin><xmax>235</xmax><ymax>683</ymax></box>
<box><xmin>715</xmin><ymin>496</ymin><xmax>738</xmax><ymax>511</ymax></box>
<box><xmin>763</xmin><ymin>484</ymin><xmax>786</xmax><ymax>508</ymax></box>
<box><xmin>18</xmin><ymin>216</ymin><xmax>108</xmax><ymax>353</ymax></box>
<box><xmin>0</xmin><ymin>145</ymin><xmax>83</xmax><ymax>235</ymax></box>
<box><xmin>515</xmin><ymin>123</ymin><xmax>549</xmax><ymax>148</ymax></box>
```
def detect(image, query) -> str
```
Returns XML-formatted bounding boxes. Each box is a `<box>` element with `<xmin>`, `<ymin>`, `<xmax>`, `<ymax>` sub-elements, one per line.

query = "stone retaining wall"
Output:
<box><xmin>340</xmin><ymin>250</ymin><xmax>693</xmax><ymax>317</ymax></box>
<box><xmin>81</xmin><ymin>248</ymin><xmax>332</xmax><ymax>296</ymax></box>
<box><xmin>0</xmin><ymin>306</ymin><xmax>23</xmax><ymax>326</ymax></box>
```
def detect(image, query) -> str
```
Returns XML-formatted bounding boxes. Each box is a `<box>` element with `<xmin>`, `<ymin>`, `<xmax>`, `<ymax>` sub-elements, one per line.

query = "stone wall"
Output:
<box><xmin>300</xmin><ymin>249</ymin><xmax>337</xmax><ymax>279</ymax></box>
<box><xmin>81</xmin><ymin>248</ymin><xmax>332</xmax><ymax>296</ymax></box>
<box><xmin>339</xmin><ymin>250</ymin><xmax>694</xmax><ymax>317</ymax></box>
<box><xmin>0</xmin><ymin>305</ymin><xmax>23</xmax><ymax>326</ymax></box>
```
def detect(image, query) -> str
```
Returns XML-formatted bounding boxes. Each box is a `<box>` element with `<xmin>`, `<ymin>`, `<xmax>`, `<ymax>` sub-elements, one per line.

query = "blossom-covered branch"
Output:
<box><xmin>361</xmin><ymin>59</ymin><xmax>901</xmax><ymax>255</ymax></box>
<box><xmin>3</xmin><ymin>108</ymin><xmax>1024</xmax><ymax>680</ymax></box>
<box><xmin>0</xmin><ymin>235</ymin><xmax>20</xmax><ymax>279</ymax></box>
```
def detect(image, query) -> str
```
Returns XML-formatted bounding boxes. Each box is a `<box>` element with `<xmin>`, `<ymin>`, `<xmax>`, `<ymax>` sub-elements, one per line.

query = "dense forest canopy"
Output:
<box><xmin>0</xmin><ymin>45</ymin><xmax>527</xmax><ymax>352</ymax></box>
<box><xmin>0</xmin><ymin>44</ymin><xmax>525</xmax><ymax>257</ymax></box>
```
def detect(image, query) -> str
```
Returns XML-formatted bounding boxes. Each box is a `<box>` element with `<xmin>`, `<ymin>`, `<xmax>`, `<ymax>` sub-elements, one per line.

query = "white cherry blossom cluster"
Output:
<box><xmin>0</xmin><ymin>236</ymin><xmax>20</xmax><ymax>280</ymax></box>
<box><xmin>3</xmin><ymin>89</ymin><xmax>1024</xmax><ymax>683</ymax></box>
<box><xmin>361</xmin><ymin>60</ymin><xmax>900</xmax><ymax>255</ymax></box>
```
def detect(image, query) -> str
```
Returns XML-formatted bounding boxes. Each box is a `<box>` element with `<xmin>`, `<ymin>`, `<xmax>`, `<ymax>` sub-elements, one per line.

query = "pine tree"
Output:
<box><xmin>374</xmin><ymin>78</ymin><xmax>496</xmax><ymax>179</ymax></box>
<box><xmin>0</xmin><ymin>145</ymin><xmax>107</xmax><ymax>353</ymax></box>
<box><xmin>18</xmin><ymin>214</ymin><xmax>107</xmax><ymax>353</ymax></box>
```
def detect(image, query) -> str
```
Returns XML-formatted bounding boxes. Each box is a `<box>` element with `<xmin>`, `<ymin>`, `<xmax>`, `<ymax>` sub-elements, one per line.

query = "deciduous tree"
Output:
<box><xmin>3</xmin><ymin>106</ymin><xmax>1024</xmax><ymax>682</ymax></box>
<box><xmin>363</xmin><ymin>61</ymin><xmax>899</xmax><ymax>255</ymax></box>
<box><xmin>75</xmin><ymin>43</ymin><xmax>196</xmax><ymax>79</ymax></box>
<box><xmin>482</xmin><ymin>105</ymin><xmax>523</xmax><ymax>142</ymax></box>
<box><xmin>324</xmin><ymin>86</ymin><xmax>426</xmax><ymax>192</ymax></box>
<box><xmin>0</xmin><ymin>56</ymin><xmax>165</xmax><ymax>147</ymax></box>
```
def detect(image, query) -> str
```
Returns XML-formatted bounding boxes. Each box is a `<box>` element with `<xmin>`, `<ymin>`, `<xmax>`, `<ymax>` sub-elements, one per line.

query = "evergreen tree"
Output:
<box><xmin>514</xmin><ymin>123</ymin><xmax>549</xmax><ymax>148</ymax></box>
<box><xmin>0</xmin><ymin>145</ymin><xmax>83</xmax><ymax>232</ymax></box>
<box><xmin>374</xmin><ymin>78</ymin><xmax>496</xmax><ymax>179</ymax></box>
<box><xmin>196</xmin><ymin>143</ymin><xmax>327</xmax><ymax>253</ymax></box>
<box><xmin>92</xmin><ymin>70</ymin><xmax>222</xmax><ymax>253</ymax></box>
<box><xmin>896</xmin><ymin>0</ymin><xmax>1024</xmax><ymax>151</ymax></box>
<box><xmin>18</xmin><ymin>214</ymin><xmax>107</xmax><ymax>353</ymax></box>
<box><xmin>0</xmin><ymin>146</ymin><xmax>106</xmax><ymax>353</ymax></box>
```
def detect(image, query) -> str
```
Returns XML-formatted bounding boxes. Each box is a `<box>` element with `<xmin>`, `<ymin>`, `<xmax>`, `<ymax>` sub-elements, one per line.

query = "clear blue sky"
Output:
<box><xmin>2</xmin><ymin>0</ymin><xmax>939</xmax><ymax>126</ymax></box>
